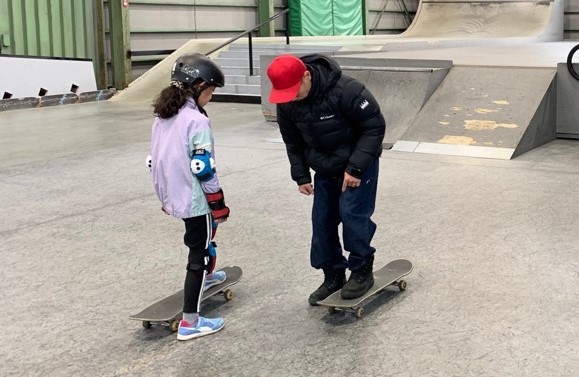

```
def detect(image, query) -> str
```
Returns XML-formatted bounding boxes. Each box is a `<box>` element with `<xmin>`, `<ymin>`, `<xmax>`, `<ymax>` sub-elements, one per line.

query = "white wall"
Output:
<box><xmin>0</xmin><ymin>57</ymin><xmax>97</xmax><ymax>98</ymax></box>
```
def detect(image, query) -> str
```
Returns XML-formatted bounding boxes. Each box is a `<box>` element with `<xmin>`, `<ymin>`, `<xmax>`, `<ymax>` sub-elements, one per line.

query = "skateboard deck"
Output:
<box><xmin>129</xmin><ymin>266</ymin><xmax>242</xmax><ymax>331</ymax></box>
<box><xmin>317</xmin><ymin>259</ymin><xmax>413</xmax><ymax>318</ymax></box>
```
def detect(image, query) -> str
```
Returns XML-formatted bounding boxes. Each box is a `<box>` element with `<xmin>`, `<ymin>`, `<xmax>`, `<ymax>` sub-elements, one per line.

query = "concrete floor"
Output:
<box><xmin>1</xmin><ymin>100</ymin><xmax>579</xmax><ymax>377</ymax></box>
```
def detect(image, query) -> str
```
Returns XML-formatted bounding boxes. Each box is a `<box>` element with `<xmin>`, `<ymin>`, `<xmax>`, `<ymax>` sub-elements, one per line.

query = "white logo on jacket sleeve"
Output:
<box><xmin>359</xmin><ymin>100</ymin><xmax>369</xmax><ymax>110</ymax></box>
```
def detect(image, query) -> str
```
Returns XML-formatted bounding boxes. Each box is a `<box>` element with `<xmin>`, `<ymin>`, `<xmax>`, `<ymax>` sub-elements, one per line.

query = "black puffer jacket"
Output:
<box><xmin>276</xmin><ymin>54</ymin><xmax>386</xmax><ymax>185</ymax></box>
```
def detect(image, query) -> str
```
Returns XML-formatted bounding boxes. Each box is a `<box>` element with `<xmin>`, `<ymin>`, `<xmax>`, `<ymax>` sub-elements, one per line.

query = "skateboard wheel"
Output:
<box><xmin>354</xmin><ymin>307</ymin><xmax>364</xmax><ymax>318</ymax></box>
<box><xmin>327</xmin><ymin>306</ymin><xmax>337</xmax><ymax>314</ymax></box>
<box><xmin>224</xmin><ymin>289</ymin><xmax>234</xmax><ymax>301</ymax></box>
<box><xmin>170</xmin><ymin>320</ymin><xmax>179</xmax><ymax>332</ymax></box>
<box><xmin>142</xmin><ymin>321</ymin><xmax>152</xmax><ymax>329</ymax></box>
<box><xmin>398</xmin><ymin>280</ymin><xmax>407</xmax><ymax>291</ymax></box>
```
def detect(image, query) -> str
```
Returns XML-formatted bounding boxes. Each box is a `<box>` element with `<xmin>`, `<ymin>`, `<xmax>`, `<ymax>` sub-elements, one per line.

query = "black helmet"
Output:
<box><xmin>171</xmin><ymin>53</ymin><xmax>225</xmax><ymax>88</ymax></box>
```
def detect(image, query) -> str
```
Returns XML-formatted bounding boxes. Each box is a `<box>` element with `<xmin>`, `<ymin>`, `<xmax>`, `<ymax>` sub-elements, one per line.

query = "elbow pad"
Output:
<box><xmin>146</xmin><ymin>155</ymin><xmax>152</xmax><ymax>171</ymax></box>
<box><xmin>191</xmin><ymin>149</ymin><xmax>215</xmax><ymax>182</ymax></box>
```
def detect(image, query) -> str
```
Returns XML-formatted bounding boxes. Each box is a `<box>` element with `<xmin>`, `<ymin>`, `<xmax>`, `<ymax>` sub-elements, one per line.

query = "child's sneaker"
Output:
<box><xmin>177</xmin><ymin>317</ymin><xmax>224</xmax><ymax>341</ymax></box>
<box><xmin>204</xmin><ymin>270</ymin><xmax>226</xmax><ymax>291</ymax></box>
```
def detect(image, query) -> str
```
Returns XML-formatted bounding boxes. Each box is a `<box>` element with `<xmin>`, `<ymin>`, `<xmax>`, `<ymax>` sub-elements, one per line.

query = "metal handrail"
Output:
<box><xmin>205</xmin><ymin>8</ymin><xmax>290</xmax><ymax>76</ymax></box>
<box><xmin>130</xmin><ymin>8</ymin><xmax>290</xmax><ymax>75</ymax></box>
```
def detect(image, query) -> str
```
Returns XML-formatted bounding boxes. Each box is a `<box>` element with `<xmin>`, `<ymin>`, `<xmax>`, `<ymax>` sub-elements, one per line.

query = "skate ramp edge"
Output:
<box><xmin>110</xmin><ymin>40</ymin><xmax>229</xmax><ymax>103</ymax></box>
<box><xmin>336</xmin><ymin>58</ymin><xmax>452</xmax><ymax>146</ymax></box>
<box><xmin>392</xmin><ymin>66</ymin><xmax>557</xmax><ymax>159</ymax></box>
<box><xmin>403</xmin><ymin>0</ymin><xmax>564</xmax><ymax>41</ymax></box>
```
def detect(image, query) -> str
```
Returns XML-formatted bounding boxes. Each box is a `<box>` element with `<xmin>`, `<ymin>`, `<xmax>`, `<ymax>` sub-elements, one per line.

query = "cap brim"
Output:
<box><xmin>268</xmin><ymin>80</ymin><xmax>301</xmax><ymax>104</ymax></box>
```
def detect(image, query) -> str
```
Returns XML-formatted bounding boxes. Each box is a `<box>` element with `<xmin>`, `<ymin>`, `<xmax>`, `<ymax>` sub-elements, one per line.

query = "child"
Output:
<box><xmin>148</xmin><ymin>53</ymin><xmax>230</xmax><ymax>341</ymax></box>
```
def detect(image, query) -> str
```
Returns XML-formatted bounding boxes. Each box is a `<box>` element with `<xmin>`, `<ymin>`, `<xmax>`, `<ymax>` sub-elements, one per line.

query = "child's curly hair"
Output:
<box><xmin>152</xmin><ymin>83</ymin><xmax>194</xmax><ymax>119</ymax></box>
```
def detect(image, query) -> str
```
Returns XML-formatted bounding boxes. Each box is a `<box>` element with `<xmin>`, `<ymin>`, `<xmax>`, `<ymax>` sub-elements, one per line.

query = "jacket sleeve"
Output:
<box><xmin>277</xmin><ymin>105</ymin><xmax>312</xmax><ymax>185</ymax></box>
<box><xmin>188</xmin><ymin>118</ymin><xmax>222</xmax><ymax>194</ymax></box>
<box><xmin>339</xmin><ymin>79</ymin><xmax>386</xmax><ymax>178</ymax></box>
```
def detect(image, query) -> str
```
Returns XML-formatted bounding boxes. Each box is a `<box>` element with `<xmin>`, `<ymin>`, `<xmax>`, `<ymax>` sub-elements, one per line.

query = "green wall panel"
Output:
<box><xmin>303</xmin><ymin>0</ymin><xmax>333</xmax><ymax>36</ymax></box>
<box><xmin>0</xmin><ymin>0</ymin><xmax>94</xmax><ymax>59</ymax></box>
<box><xmin>334</xmin><ymin>0</ymin><xmax>363</xmax><ymax>36</ymax></box>
<box><xmin>289</xmin><ymin>0</ymin><xmax>363</xmax><ymax>37</ymax></box>
<box><xmin>289</xmin><ymin>0</ymin><xmax>303</xmax><ymax>36</ymax></box>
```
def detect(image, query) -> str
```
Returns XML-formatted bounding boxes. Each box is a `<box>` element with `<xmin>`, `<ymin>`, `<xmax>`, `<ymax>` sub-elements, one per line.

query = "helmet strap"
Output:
<box><xmin>191</xmin><ymin>81</ymin><xmax>209</xmax><ymax>101</ymax></box>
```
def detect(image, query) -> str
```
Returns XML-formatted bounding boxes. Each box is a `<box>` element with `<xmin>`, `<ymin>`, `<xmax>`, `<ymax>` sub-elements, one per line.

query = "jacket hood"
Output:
<box><xmin>301</xmin><ymin>54</ymin><xmax>342</xmax><ymax>101</ymax></box>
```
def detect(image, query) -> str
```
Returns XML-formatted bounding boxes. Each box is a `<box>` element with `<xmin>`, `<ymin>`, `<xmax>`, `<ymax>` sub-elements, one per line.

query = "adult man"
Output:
<box><xmin>266</xmin><ymin>54</ymin><xmax>386</xmax><ymax>305</ymax></box>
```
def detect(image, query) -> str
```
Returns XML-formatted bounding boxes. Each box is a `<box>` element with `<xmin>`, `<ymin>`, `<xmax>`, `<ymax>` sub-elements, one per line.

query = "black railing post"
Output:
<box><xmin>248</xmin><ymin>31</ymin><xmax>254</xmax><ymax>76</ymax></box>
<box><xmin>285</xmin><ymin>10</ymin><xmax>290</xmax><ymax>45</ymax></box>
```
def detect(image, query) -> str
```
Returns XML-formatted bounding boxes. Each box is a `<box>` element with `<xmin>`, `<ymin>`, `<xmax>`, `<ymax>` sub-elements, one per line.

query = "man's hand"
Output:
<box><xmin>298</xmin><ymin>183</ymin><xmax>314</xmax><ymax>196</ymax></box>
<box><xmin>342</xmin><ymin>172</ymin><xmax>361</xmax><ymax>192</ymax></box>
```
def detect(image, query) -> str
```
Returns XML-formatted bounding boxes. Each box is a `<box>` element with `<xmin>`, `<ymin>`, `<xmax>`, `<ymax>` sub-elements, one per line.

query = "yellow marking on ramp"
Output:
<box><xmin>464</xmin><ymin>120</ymin><xmax>518</xmax><ymax>131</ymax></box>
<box><xmin>492</xmin><ymin>100</ymin><xmax>510</xmax><ymax>105</ymax></box>
<box><xmin>438</xmin><ymin>135</ymin><xmax>476</xmax><ymax>145</ymax></box>
<box><xmin>474</xmin><ymin>108</ymin><xmax>499</xmax><ymax>114</ymax></box>
<box><xmin>438</xmin><ymin>121</ymin><xmax>450</xmax><ymax>126</ymax></box>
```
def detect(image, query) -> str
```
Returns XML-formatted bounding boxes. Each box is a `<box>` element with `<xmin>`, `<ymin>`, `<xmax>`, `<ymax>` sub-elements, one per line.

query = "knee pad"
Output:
<box><xmin>186</xmin><ymin>243</ymin><xmax>217</xmax><ymax>272</ymax></box>
<box><xmin>186</xmin><ymin>254</ymin><xmax>206</xmax><ymax>271</ymax></box>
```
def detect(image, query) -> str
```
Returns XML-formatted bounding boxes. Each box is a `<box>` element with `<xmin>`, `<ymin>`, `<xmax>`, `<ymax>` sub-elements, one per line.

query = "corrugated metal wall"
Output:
<box><xmin>0</xmin><ymin>0</ymin><xmax>95</xmax><ymax>58</ymax></box>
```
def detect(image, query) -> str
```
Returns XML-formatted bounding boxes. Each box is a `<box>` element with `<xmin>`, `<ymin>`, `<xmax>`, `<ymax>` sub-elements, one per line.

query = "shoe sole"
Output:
<box><xmin>203</xmin><ymin>279</ymin><xmax>226</xmax><ymax>291</ymax></box>
<box><xmin>309</xmin><ymin>285</ymin><xmax>345</xmax><ymax>306</ymax></box>
<box><xmin>177</xmin><ymin>324</ymin><xmax>225</xmax><ymax>341</ymax></box>
<box><xmin>308</xmin><ymin>297</ymin><xmax>320</xmax><ymax>306</ymax></box>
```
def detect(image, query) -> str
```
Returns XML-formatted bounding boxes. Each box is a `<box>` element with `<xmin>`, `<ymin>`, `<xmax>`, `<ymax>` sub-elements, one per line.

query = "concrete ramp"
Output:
<box><xmin>336</xmin><ymin>58</ymin><xmax>451</xmax><ymax>145</ymax></box>
<box><xmin>393</xmin><ymin>66</ymin><xmax>557</xmax><ymax>159</ymax></box>
<box><xmin>259</xmin><ymin>56</ymin><xmax>452</xmax><ymax>146</ymax></box>
<box><xmin>403</xmin><ymin>0</ymin><xmax>563</xmax><ymax>41</ymax></box>
<box><xmin>110</xmin><ymin>39</ymin><xmax>228</xmax><ymax>103</ymax></box>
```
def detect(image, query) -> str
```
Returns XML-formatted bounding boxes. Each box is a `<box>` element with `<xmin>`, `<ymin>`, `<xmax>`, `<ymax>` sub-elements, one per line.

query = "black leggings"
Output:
<box><xmin>183</xmin><ymin>214</ymin><xmax>213</xmax><ymax>313</ymax></box>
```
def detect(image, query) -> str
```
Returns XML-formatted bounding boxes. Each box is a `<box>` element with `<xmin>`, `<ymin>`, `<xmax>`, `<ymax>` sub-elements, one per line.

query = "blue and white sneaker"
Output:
<box><xmin>177</xmin><ymin>317</ymin><xmax>225</xmax><ymax>341</ymax></box>
<box><xmin>204</xmin><ymin>270</ymin><xmax>226</xmax><ymax>291</ymax></box>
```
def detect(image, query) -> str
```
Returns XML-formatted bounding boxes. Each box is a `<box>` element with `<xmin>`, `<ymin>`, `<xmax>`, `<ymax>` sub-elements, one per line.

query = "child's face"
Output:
<box><xmin>197</xmin><ymin>85</ymin><xmax>215</xmax><ymax>107</ymax></box>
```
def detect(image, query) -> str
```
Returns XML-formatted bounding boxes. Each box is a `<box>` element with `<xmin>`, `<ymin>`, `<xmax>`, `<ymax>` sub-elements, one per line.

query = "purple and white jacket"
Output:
<box><xmin>149</xmin><ymin>98</ymin><xmax>221</xmax><ymax>219</ymax></box>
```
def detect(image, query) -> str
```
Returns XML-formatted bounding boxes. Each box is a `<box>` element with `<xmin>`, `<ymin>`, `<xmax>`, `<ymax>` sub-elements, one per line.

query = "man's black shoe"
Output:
<box><xmin>341</xmin><ymin>256</ymin><xmax>374</xmax><ymax>299</ymax></box>
<box><xmin>308</xmin><ymin>268</ymin><xmax>346</xmax><ymax>306</ymax></box>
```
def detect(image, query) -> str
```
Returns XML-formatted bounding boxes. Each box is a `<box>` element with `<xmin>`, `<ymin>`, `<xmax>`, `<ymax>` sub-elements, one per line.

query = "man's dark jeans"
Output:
<box><xmin>310</xmin><ymin>159</ymin><xmax>379</xmax><ymax>271</ymax></box>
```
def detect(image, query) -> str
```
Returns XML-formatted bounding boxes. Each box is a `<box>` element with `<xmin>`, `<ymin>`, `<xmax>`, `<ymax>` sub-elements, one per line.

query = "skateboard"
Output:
<box><xmin>317</xmin><ymin>259</ymin><xmax>413</xmax><ymax>318</ymax></box>
<box><xmin>129</xmin><ymin>266</ymin><xmax>242</xmax><ymax>332</ymax></box>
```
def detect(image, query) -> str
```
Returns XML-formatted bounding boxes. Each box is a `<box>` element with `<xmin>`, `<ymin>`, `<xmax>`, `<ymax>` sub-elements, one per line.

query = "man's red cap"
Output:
<box><xmin>266</xmin><ymin>55</ymin><xmax>307</xmax><ymax>104</ymax></box>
